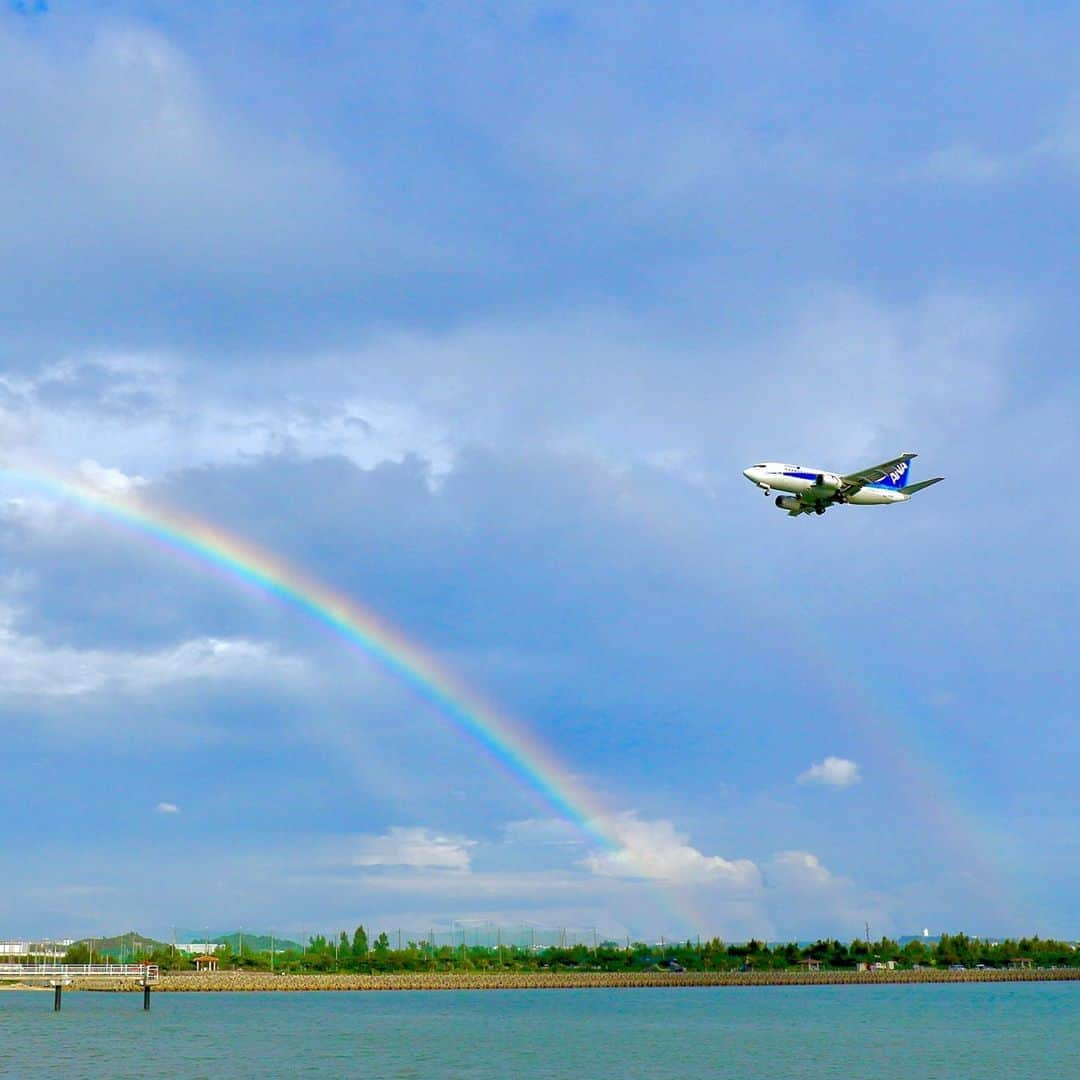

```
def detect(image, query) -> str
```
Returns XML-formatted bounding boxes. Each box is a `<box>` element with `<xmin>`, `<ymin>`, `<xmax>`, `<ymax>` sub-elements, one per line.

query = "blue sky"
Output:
<box><xmin>0</xmin><ymin>2</ymin><xmax>1076</xmax><ymax>943</ymax></box>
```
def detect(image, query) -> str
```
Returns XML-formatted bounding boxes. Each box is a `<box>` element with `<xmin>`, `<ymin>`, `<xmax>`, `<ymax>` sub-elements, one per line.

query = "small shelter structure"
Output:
<box><xmin>193</xmin><ymin>954</ymin><xmax>219</xmax><ymax>973</ymax></box>
<box><xmin>797</xmin><ymin>958</ymin><xmax>822</xmax><ymax>972</ymax></box>
<box><xmin>1009</xmin><ymin>957</ymin><xmax>1033</xmax><ymax>969</ymax></box>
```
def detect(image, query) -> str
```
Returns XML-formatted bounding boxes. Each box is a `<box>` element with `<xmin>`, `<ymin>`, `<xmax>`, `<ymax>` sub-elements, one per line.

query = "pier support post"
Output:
<box><xmin>53</xmin><ymin>982</ymin><xmax>62</xmax><ymax>1011</ymax></box>
<box><xmin>143</xmin><ymin>981</ymin><xmax>151</xmax><ymax>1010</ymax></box>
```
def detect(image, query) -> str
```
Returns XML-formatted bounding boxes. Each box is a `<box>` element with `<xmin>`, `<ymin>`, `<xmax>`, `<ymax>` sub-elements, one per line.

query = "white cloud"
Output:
<box><xmin>910</xmin><ymin>105</ymin><xmax>1080</xmax><ymax>187</ymax></box>
<box><xmin>0</xmin><ymin>352</ymin><xmax>453</xmax><ymax>482</ymax></box>
<box><xmin>798</xmin><ymin>756</ymin><xmax>861</xmax><ymax>789</ymax></box>
<box><xmin>155</xmin><ymin>802</ymin><xmax>180</xmax><ymax>815</ymax></box>
<box><xmin>0</xmin><ymin>278</ymin><xmax>1023</xmax><ymax>493</ymax></box>
<box><xmin>762</xmin><ymin>851</ymin><xmax>895</xmax><ymax>937</ymax></box>
<box><xmin>767</xmin><ymin>850</ymin><xmax>836</xmax><ymax>889</ymax></box>
<box><xmin>0</xmin><ymin>606</ymin><xmax>303</xmax><ymax>700</ymax></box>
<box><xmin>351</xmin><ymin>827</ymin><xmax>475</xmax><ymax>872</ymax></box>
<box><xmin>914</xmin><ymin>143</ymin><xmax>1017</xmax><ymax>185</ymax></box>
<box><xmin>77</xmin><ymin>459</ymin><xmax>145</xmax><ymax>494</ymax></box>
<box><xmin>581</xmin><ymin>813</ymin><xmax>760</xmax><ymax>888</ymax></box>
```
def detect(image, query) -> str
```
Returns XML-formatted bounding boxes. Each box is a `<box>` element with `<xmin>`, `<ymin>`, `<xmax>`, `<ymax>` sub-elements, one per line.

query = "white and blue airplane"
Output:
<box><xmin>743</xmin><ymin>452</ymin><xmax>943</xmax><ymax>517</ymax></box>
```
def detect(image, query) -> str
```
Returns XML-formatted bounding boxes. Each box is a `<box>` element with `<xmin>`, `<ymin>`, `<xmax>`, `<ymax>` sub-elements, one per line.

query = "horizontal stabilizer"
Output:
<box><xmin>902</xmin><ymin>476</ymin><xmax>944</xmax><ymax>495</ymax></box>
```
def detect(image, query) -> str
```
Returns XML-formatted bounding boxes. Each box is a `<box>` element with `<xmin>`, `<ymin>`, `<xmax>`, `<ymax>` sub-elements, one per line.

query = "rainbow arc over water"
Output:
<box><xmin>3</xmin><ymin>463</ymin><xmax>619</xmax><ymax>852</ymax></box>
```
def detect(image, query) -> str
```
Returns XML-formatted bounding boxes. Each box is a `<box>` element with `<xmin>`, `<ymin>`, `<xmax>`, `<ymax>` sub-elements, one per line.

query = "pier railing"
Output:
<box><xmin>0</xmin><ymin>963</ymin><xmax>159</xmax><ymax>981</ymax></box>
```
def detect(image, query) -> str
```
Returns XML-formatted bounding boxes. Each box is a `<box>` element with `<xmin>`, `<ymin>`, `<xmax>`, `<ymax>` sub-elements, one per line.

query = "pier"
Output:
<box><xmin>0</xmin><ymin>964</ymin><xmax>159</xmax><ymax>1010</ymax></box>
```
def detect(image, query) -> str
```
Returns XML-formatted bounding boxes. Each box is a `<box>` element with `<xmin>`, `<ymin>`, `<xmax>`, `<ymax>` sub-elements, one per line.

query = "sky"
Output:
<box><xmin>0</xmin><ymin>1</ymin><xmax>1076</xmax><ymax>945</ymax></box>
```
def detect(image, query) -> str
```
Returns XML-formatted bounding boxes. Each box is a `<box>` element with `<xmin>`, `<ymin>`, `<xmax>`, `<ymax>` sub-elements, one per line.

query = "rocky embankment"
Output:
<box><xmin>142</xmin><ymin>968</ymin><xmax>1080</xmax><ymax>992</ymax></box>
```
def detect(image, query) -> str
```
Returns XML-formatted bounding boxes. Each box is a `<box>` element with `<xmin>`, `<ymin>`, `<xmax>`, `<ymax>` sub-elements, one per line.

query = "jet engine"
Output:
<box><xmin>774</xmin><ymin>496</ymin><xmax>802</xmax><ymax>512</ymax></box>
<box><xmin>812</xmin><ymin>472</ymin><xmax>842</xmax><ymax>492</ymax></box>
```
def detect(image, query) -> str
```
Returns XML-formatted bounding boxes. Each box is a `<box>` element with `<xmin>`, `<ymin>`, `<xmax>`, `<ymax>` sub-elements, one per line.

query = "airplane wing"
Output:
<box><xmin>841</xmin><ymin>452</ymin><xmax>917</xmax><ymax>492</ymax></box>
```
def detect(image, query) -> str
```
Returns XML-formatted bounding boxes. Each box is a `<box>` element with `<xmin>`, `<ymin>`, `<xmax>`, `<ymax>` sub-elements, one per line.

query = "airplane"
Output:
<box><xmin>742</xmin><ymin>452</ymin><xmax>943</xmax><ymax>517</ymax></box>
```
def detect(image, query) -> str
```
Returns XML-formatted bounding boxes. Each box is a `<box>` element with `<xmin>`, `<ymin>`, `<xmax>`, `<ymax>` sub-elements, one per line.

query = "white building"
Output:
<box><xmin>0</xmin><ymin>940</ymin><xmax>74</xmax><ymax>958</ymax></box>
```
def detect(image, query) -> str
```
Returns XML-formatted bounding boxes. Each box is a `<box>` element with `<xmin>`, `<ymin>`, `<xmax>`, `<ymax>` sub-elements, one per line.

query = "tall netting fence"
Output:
<box><xmin>267</xmin><ymin>923</ymin><xmax>618</xmax><ymax>953</ymax></box>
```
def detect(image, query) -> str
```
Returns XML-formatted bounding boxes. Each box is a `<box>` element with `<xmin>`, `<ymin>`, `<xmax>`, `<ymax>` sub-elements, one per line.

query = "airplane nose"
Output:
<box><xmin>742</xmin><ymin>468</ymin><xmax>754</xmax><ymax>481</ymax></box>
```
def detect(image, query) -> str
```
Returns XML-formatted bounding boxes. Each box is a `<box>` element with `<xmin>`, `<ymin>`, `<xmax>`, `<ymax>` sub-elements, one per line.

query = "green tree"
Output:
<box><xmin>352</xmin><ymin>926</ymin><xmax>369</xmax><ymax>957</ymax></box>
<box><xmin>63</xmin><ymin>943</ymin><xmax>92</xmax><ymax>964</ymax></box>
<box><xmin>901</xmin><ymin>940</ymin><xmax>929</xmax><ymax>967</ymax></box>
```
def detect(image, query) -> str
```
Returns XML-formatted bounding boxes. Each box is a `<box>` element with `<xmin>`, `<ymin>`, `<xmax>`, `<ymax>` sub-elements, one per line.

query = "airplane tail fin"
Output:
<box><xmin>877</xmin><ymin>458</ymin><xmax>913</xmax><ymax>489</ymax></box>
<box><xmin>902</xmin><ymin>476</ymin><xmax>944</xmax><ymax>495</ymax></box>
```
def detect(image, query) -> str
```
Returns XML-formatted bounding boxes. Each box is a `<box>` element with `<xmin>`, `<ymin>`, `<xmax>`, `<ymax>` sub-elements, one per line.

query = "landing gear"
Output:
<box><xmin>815</xmin><ymin>505</ymin><xmax>827</xmax><ymax>515</ymax></box>
<box><xmin>763</xmin><ymin>488</ymin><xmax>771</xmax><ymax>497</ymax></box>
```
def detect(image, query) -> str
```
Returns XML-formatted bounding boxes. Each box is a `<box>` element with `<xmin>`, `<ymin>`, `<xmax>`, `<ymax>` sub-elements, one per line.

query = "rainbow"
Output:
<box><xmin>793</xmin><ymin>622</ymin><xmax>1028</xmax><ymax>928</ymax></box>
<box><xmin>2</xmin><ymin>462</ymin><xmax>620</xmax><ymax>852</ymax></box>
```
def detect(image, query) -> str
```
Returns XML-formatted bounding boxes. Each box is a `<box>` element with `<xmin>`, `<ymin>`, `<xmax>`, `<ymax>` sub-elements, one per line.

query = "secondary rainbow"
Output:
<box><xmin>3</xmin><ymin>463</ymin><xmax>619</xmax><ymax>852</ymax></box>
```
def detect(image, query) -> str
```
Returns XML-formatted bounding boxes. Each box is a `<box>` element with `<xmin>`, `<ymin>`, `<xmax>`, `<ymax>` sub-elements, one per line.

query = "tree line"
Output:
<box><xmin>62</xmin><ymin>929</ymin><xmax>1079</xmax><ymax>973</ymax></box>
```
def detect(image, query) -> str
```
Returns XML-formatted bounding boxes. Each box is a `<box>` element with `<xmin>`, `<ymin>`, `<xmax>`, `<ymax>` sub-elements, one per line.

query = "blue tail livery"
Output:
<box><xmin>876</xmin><ymin>458</ymin><xmax>911</xmax><ymax>489</ymax></box>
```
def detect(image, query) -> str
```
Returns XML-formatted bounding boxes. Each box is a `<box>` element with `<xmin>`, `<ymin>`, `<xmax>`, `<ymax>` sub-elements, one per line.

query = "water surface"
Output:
<box><xmin>1</xmin><ymin>982</ymin><xmax>1076</xmax><ymax>1079</ymax></box>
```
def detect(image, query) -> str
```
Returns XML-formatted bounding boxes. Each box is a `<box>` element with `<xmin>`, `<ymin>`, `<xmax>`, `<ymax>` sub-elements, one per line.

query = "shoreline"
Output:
<box><xmin>47</xmin><ymin>969</ymin><xmax>1080</xmax><ymax>992</ymax></box>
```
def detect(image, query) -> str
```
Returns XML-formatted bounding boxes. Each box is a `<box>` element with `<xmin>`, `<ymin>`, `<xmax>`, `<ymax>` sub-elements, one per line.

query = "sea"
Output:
<box><xmin>1</xmin><ymin>982</ymin><xmax>1077</xmax><ymax>1079</ymax></box>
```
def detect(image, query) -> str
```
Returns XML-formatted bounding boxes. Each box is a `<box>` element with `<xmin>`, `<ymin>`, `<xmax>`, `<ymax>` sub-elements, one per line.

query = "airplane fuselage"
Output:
<box><xmin>743</xmin><ymin>464</ymin><xmax>908</xmax><ymax>505</ymax></box>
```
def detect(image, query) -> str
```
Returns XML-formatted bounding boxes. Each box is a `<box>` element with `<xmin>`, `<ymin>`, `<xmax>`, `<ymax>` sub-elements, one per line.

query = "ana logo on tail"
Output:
<box><xmin>881</xmin><ymin>461</ymin><xmax>909</xmax><ymax>487</ymax></box>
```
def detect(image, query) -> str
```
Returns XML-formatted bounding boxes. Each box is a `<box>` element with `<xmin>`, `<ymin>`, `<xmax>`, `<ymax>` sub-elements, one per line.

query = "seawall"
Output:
<box><xmin>130</xmin><ymin>969</ymin><xmax>1080</xmax><ymax>992</ymax></box>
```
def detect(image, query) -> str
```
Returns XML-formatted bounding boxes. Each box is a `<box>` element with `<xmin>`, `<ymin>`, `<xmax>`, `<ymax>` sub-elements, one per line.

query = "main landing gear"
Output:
<box><xmin>815</xmin><ymin>505</ymin><xmax>827</xmax><ymax>515</ymax></box>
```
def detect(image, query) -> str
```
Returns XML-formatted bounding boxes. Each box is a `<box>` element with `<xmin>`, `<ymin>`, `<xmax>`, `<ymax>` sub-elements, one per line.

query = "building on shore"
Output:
<box><xmin>0</xmin><ymin>940</ymin><xmax>74</xmax><ymax>958</ymax></box>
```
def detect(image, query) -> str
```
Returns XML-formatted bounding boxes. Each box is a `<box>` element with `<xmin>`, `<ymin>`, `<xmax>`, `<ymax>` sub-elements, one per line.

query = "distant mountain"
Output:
<box><xmin>72</xmin><ymin>929</ymin><xmax>303</xmax><ymax>955</ymax></box>
<box><xmin>212</xmin><ymin>931</ymin><xmax>302</xmax><ymax>953</ymax></box>
<box><xmin>74</xmin><ymin>931</ymin><xmax>169</xmax><ymax>956</ymax></box>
